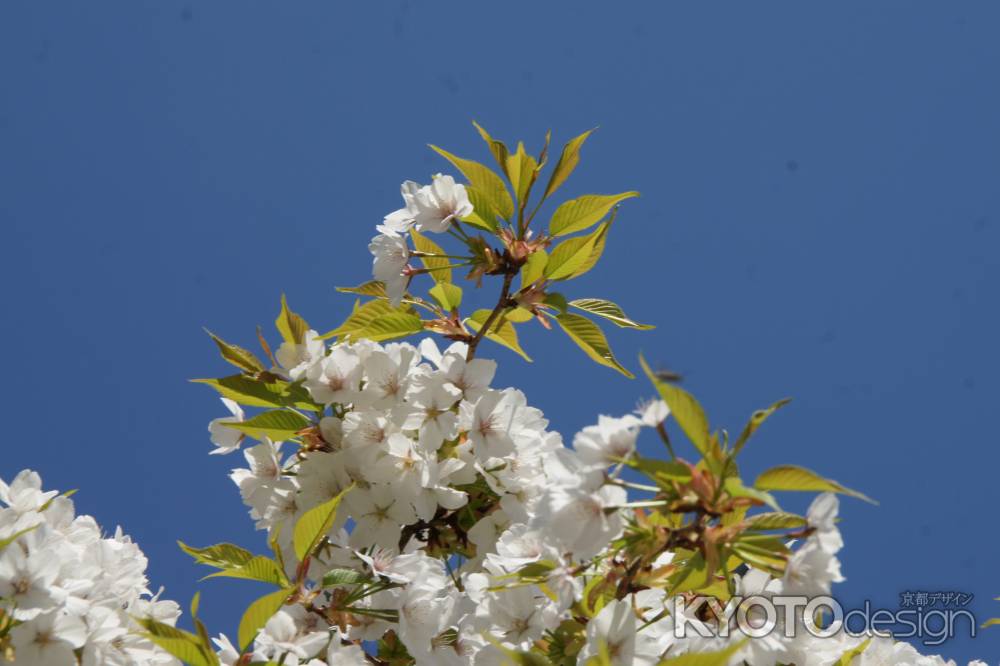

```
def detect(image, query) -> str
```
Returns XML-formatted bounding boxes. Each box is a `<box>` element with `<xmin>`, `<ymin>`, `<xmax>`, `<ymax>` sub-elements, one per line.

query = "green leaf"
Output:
<box><xmin>520</xmin><ymin>249</ymin><xmax>549</xmax><ymax>287</ymax></box>
<box><xmin>336</xmin><ymin>281</ymin><xmax>390</xmax><ymax>298</ymax></box>
<box><xmin>542</xmin><ymin>128</ymin><xmax>595</xmax><ymax>200</ymax></box>
<box><xmin>553</xmin><ymin>313</ymin><xmax>632</xmax><ymax>377</ymax></box>
<box><xmin>571</xmin><ymin>220</ymin><xmax>611</xmax><ymax>278</ymax></box>
<box><xmin>981</xmin><ymin>618</ymin><xmax>1000</xmax><ymax>629</ymax></box>
<box><xmin>466</xmin><ymin>310</ymin><xmax>532</xmax><ymax>361</ymax></box>
<box><xmin>568</xmin><ymin>298</ymin><xmax>653</xmax><ymax>330</ymax></box>
<box><xmin>276</xmin><ymin>294</ymin><xmax>309</xmax><ymax>345</ymax></box>
<box><xmin>204</xmin><ymin>555</ymin><xmax>288</xmax><ymax>587</ymax></box>
<box><xmin>549</xmin><ymin>192</ymin><xmax>638</xmax><ymax>237</ymax></box>
<box><xmin>542</xmin><ymin>292</ymin><xmax>568</xmax><ymax>314</ymax></box>
<box><xmin>430</xmin><ymin>144</ymin><xmax>514</xmax><ymax>220</ymax></box>
<box><xmin>205</xmin><ymin>330</ymin><xmax>265</xmax><ymax>374</ymax></box>
<box><xmin>754</xmin><ymin>465</ymin><xmax>875</xmax><ymax>504</ymax></box>
<box><xmin>657</xmin><ymin>640</ymin><xmax>745</xmax><ymax>666</ymax></box>
<box><xmin>225</xmin><ymin>409</ymin><xmax>311</xmax><ymax>441</ymax></box>
<box><xmin>472</xmin><ymin>121</ymin><xmax>510</xmax><ymax>175</ymax></box>
<box><xmin>732</xmin><ymin>398</ymin><xmax>792</xmax><ymax>455</ymax></box>
<box><xmin>411</xmin><ymin>229</ymin><xmax>451</xmax><ymax>284</ymax></box>
<box><xmin>744</xmin><ymin>512</ymin><xmax>807</xmax><ymax>530</ymax></box>
<box><xmin>318</xmin><ymin>299</ymin><xmax>424</xmax><ymax>342</ymax></box>
<box><xmin>178</xmin><ymin>541</ymin><xmax>255</xmax><ymax>569</ymax></box>
<box><xmin>463</xmin><ymin>186</ymin><xmax>501</xmax><ymax>231</ymax></box>
<box><xmin>135</xmin><ymin>617</ymin><xmax>219</xmax><ymax>666</ymax></box>
<box><xmin>237</xmin><ymin>586</ymin><xmax>295</xmax><ymax>651</ymax></box>
<box><xmin>832</xmin><ymin>638</ymin><xmax>872</xmax><ymax>665</ymax></box>
<box><xmin>625</xmin><ymin>455</ymin><xmax>693</xmax><ymax>487</ymax></box>
<box><xmin>321</xmin><ymin>568</ymin><xmax>371</xmax><ymax>587</ymax></box>
<box><xmin>192</xmin><ymin>375</ymin><xmax>317</xmax><ymax>411</ymax></box>
<box><xmin>545</xmin><ymin>223</ymin><xmax>609</xmax><ymax>281</ymax></box>
<box><xmin>429</xmin><ymin>282</ymin><xmax>463</xmax><ymax>311</ymax></box>
<box><xmin>506</xmin><ymin>141</ymin><xmax>539</xmax><ymax>211</ymax></box>
<box><xmin>724</xmin><ymin>478</ymin><xmax>781</xmax><ymax>512</ymax></box>
<box><xmin>293</xmin><ymin>484</ymin><xmax>353</xmax><ymax>562</ymax></box>
<box><xmin>640</xmin><ymin>355</ymin><xmax>710</xmax><ymax>457</ymax></box>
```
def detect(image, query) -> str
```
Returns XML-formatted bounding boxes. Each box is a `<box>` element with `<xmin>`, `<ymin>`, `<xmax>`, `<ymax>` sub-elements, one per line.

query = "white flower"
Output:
<box><xmin>275</xmin><ymin>329</ymin><xmax>325</xmax><ymax>380</ymax></box>
<box><xmin>346</xmin><ymin>485</ymin><xmax>417</xmax><ymax>549</ymax></box>
<box><xmin>635</xmin><ymin>398</ymin><xmax>670</xmax><ymax>427</ymax></box>
<box><xmin>413</xmin><ymin>174</ymin><xmax>473</xmax><ymax>234</ymax></box>
<box><xmin>578</xmin><ymin>598</ymin><xmax>662</xmax><ymax>666</ymax></box>
<box><xmin>0</xmin><ymin>540</ymin><xmax>64</xmax><ymax>619</ymax></box>
<box><xmin>8</xmin><ymin>610</ymin><xmax>87</xmax><ymax>666</ymax></box>
<box><xmin>380</xmin><ymin>180</ymin><xmax>422</xmax><ymax>236</ymax></box>
<box><xmin>369</xmin><ymin>232</ymin><xmax>410</xmax><ymax>306</ymax></box>
<box><xmin>304</xmin><ymin>346</ymin><xmax>364</xmax><ymax>405</ymax></box>
<box><xmin>573</xmin><ymin>414</ymin><xmax>642</xmax><ymax>468</ymax></box>
<box><xmin>208</xmin><ymin>397</ymin><xmax>245</xmax><ymax>455</ymax></box>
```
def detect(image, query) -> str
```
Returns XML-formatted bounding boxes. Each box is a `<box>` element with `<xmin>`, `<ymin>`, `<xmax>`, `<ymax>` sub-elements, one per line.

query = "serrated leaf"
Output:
<box><xmin>504</xmin><ymin>306</ymin><xmax>535</xmax><ymax>323</ymax></box>
<box><xmin>744</xmin><ymin>512</ymin><xmax>807</xmax><ymax>530</ymax></box>
<box><xmin>569</xmin><ymin>298</ymin><xmax>653</xmax><ymax>330</ymax></box>
<box><xmin>640</xmin><ymin>355</ymin><xmax>710</xmax><ymax>456</ymax></box>
<box><xmin>204</xmin><ymin>555</ymin><xmax>288</xmax><ymax>587</ymax></box>
<box><xmin>472</xmin><ymin>121</ymin><xmax>510</xmax><ymax>175</ymax></box>
<box><xmin>463</xmin><ymin>186</ymin><xmax>501</xmax><ymax>232</ymax></box>
<box><xmin>136</xmin><ymin>617</ymin><xmax>218</xmax><ymax>666</ymax></box>
<box><xmin>520</xmin><ymin>249</ymin><xmax>548</xmax><ymax>287</ymax></box>
<box><xmin>724</xmin><ymin>478</ymin><xmax>781</xmax><ymax>512</ymax></box>
<box><xmin>206</xmin><ymin>330</ymin><xmax>265</xmax><ymax>374</ymax></box>
<box><xmin>657</xmin><ymin>639</ymin><xmax>745</xmax><ymax>666</ymax></box>
<box><xmin>624</xmin><ymin>455</ymin><xmax>693</xmax><ymax>487</ymax></box>
<box><xmin>754</xmin><ymin>465</ymin><xmax>875</xmax><ymax>504</ymax></box>
<box><xmin>318</xmin><ymin>299</ymin><xmax>424</xmax><ymax>342</ymax></box>
<box><xmin>544</xmin><ymin>222</ymin><xmax>609</xmax><ymax>281</ymax></box>
<box><xmin>321</xmin><ymin>568</ymin><xmax>371</xmax><ymax>587</ymax></box>
<box><xmin>572</xmin><ymin>220</ymin><xmax>611</xmax><ymax>278</ymax></box>
<box><xmin>178</xmin><ymin>541</ymin><xmax>255</xmax><ymax>569</ymax></box>
<box><xmin>411</xmin><ymin>229</ymin><xmax>451</xmax><ymax>284</ymax></box>
<box><xmin>543</xmin><ymin>292</ymin><xmax>568</xmax><ymax>314</ymax></box>
<box><xmin>832</xmin><ymin>638</ymin><xmax>872</xmax><ymax>665</ymax></box>
<box><xmin>429</xmin><ymin>282</ymin><xmax>463</xmax><ymax>311</ymax></box>
<box><xmin>430</xmin><ymin>145</ymin><xmax>514</xmax><ymax>220</ymax></box>
<box><xmin>337</xmin><ymin>280</ymin><xmax>390</xmax><ymax>298</ymax></box>
<box><xmin>225</xmin><ymin>409</ymin><xmax>311</xmax><ymax>441</ymax></box>
<box><xmin>237</xmin><ymin>586</ymin><xmax>295</xmax><ymax>651</ymax></box>
<box><xmin>554</xmin><ymin>313</ymin><xmax>632</xmax><ymax>377</ymax></box>
<box><xmin>732</xmin><ymin>398</ymin><xmax>792</xmax><ymax>455</ymax></box>
<box><xmin>276</xmin><ymin>294</ymin><xmax>309</xmax><ymax>345</ymax></box>
<box><xmin>506</xmin><ymin>141</ymin><xmax>539</xmax><ymax>212</ymax></box>
<box><xmin>293</xmin><ymin>484</ymin><xmax>353</xmax><ymax>562</ymax></box>
<box><xmin>467</xmin><ymin>309</ymin><xmax>532</xmax><ymax>361</ymax></box>
<box><xmin>192</xmin><ymin>375</ymin><xmax>317</xmax><ymax>411</ymax></box>
<box><xmin>542</xmin><ymin>128</ymin><xmax>595</xmax><ymax>200</ymax></box>
<box><xmin>549</xmin><ymin>192</ymin><xmax>638</xmax><ymax>237</ymax></box>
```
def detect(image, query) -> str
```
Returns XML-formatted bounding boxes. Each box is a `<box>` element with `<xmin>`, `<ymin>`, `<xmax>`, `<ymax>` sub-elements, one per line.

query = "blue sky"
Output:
<box><xmin>1</xmin><ymin>2</ymin><xmax>998</xmax><ymax>661</ymax></box>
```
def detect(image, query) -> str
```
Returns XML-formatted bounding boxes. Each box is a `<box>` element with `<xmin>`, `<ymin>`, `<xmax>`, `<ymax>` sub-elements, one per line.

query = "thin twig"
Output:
<box><xmin>466</xmin><ymin>270</ymin><xmax>516</xmax><ymax>361</ymax></box>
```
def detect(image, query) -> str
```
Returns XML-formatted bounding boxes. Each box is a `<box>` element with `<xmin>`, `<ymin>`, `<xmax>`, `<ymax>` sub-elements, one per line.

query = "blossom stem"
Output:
<box><xmin>466</xmin><ymin>270</ymin><xmax>516</xmax><ymax>362</ymax></box>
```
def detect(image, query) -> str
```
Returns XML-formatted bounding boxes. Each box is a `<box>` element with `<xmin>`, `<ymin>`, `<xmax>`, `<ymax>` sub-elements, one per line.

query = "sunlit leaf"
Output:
<box><xmin>237</xmin><ymin>586</ymin><xmax>295</xmax><ymax>651</ymax></box>
<box><xmin>178</xmin><ymin>541</ymin><xmax>255</xmax><ymax>569</ymax></box>
<box><xmin>203</xmin><ymin>555</ymin><xmax>288</xmax><ymax>587</ymax></box>
<box><xmin>467</xmin><ymin>309</ymin><xmax>532</xmax><ymax>361</ymax></box>
<box><xmin>657</xmin><ymin>639</ymin><xmax>746</xmax><ymax>665</ymax></box>
<box><xmin>463</xmin><ymin>186</ymin><xmax>501</xmax><ymax>231</ymax></box>
<box><xmin>754</xmin><ymin>465</ymin><xmax>875</xmax><ymax>504</ymax></box>
<box><xmin>293</xmin><ymin>485</ymin><xmax>353</xmax><ymax>562</ymax></box>
<box><xmin>549</xmin><ymin>192</ymin><xmax>638</xmax><ymax>237</ymax></box>
<box><xmin>429</xmin><ymin>282</ymin><xmax>463</xmax><ymax>311</ymax></box>
<box><xmin>205</xmin><ymin>330</ymin><xmax>265</xmax><ymax>374</ymax></box>
<box><xmin>732</xmin><ymin>398</ymin><xmax>792</xmax><ymax>455</ymax></box>
<box><xmin>411</xmin><ymin>229</ymin><xmax>451</xmax><ymax>284</ymax></box>
<box><xmin>472</xmin><ymin>121</ymin><xmax>510</xmax><ymax>175</ymax></box>
<box><xmin>744</xmin><ymin>512</ymin><xmax>807</xmax><ymax>531</ymax></box>
<box><xmin>520</xmin><ymin>249</ymin><xmax>548</xmax><ymax>288</ymax></box>
<box><xmin>545</xmin><ymin>223</ymin><xmax>608</xmax><ymax>281</ymax></box>
<box><xmin>506</xmin><ymin>141</ymin><xmax>539</xmax><ymax>212</ymax></box>
<box><xmin>276</xmin><ymin>294</ymin><xmax>309</xmax><ymax>345</ymax></box>
<box><xmin>191</xmin><ymin>375</ymin><xmax>317</xmax><ymax>411</ymax></box>
<box><xmin>224</xmin><ymin>409</ymin><xmax>311</xmax><ymax>441</ymax></box>
<box><xmin>318</xmin><ymin>299</ymin><xmax>424</xmax><ymax>342</ymax></box>
<box><xmin>554</xmin><ymin>313</ymin><xmax>632</xmax><ymax>377</ymax></box>
<box><xmin>135</xmin><ymin>617</ymin><xmax>218</xmax><ymax>666</ymax></box>
<box><xmin>569</xmin><ymin>298</ymin><xmax>654</xmax><ymax>329</ymax></box>
<box><xmin>430</xmin><ymin>145</ymin><xmax>514</xmax><ymax>220</ymax></box>
<box><xmin>640</xmin><ymin>355</ymin><xmax>710</xmax><ymax>457</ymax></box>
<box><xmin>322</xmin><ymin>568</ymin><xmax>370</xmax><ymax>587</ymax></box>
<box><xmin>542</xmin><ymin>128</ymin><xmax>595</xmax><ymax>200</ymax></box>
<box><xmin>832</xmin><ymin>638</ymin><xmax>872</xmax><ymax>665</ymax></box>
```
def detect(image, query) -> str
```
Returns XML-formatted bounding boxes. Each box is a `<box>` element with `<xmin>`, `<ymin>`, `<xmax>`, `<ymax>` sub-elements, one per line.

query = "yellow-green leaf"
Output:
<box><xmin>225</xmin><ymin>409</ymin><xmax>311</xmax><ymax>441</ymax></box>
<box><xmin>542</xmin><ymin>128</ymin><xmax>595</xmax><ymax>200</ymax></box>
<box><xmin>571</xmin><ymin>221</ymin><xmax>611</xmax><ymax>278</ymax></box>
<box><xmin>191</xmin><ymin>375</ymin><xmax>317</xmax><ymax>411</ymax></box>
<box><xmin>640</xmin><ymin>355</ymin><xmax>711</xmax><ymax>457</ymax></box>
<box><xmin>832</xmin><ymin>638</ymin><xmax>872</xmax><ymax>665</ymax></box>
<box><xmin>463</xmin><ymin>186</ymin><xmax>501</xmax><ymax>231</ymax></box>
<box><xmin>732</xmin><ymin>398</ymin><xmax>792</xmax><ymax>455</ymax></box>
<box><xmin>411</xmin><ymin>229</ymin><xmax>451</xmax><ymax>284</ymax></box>
<box><xmin>205</xmin><ymin>330</ymin><xmax>265</xmax><ymax>374</ymax></box>
<box><xmin>178</xmin><ymin>541</ymin><xmax>255</xmax><ymax>569</ymax></box>
<box><xmin>276</xmin><ymin>294</ymin><xmax>310</xmax><ymax>345</ymax></box>
<box><xmin>472</xmin><ymin>121</ymin><xmax>510</xmax><ymax>175</ymax></box>
<box><xmin>549</xmin><ymin>192</ymin><xmax>638</xmax><ymax>237</ymax></box>
<box><xmin>136</xmin><ymin>617</ymin><xmax>218</xmax><ymax>666</ymax></box>
<box><xmin>554</xmin><ymin>313</ymin><xmax>632</xmax><ymax>377</ymax></box>
<box><xmin>429</xmin><ymin>282</ymin><xmax>463</xmax><ymax>311</ymax></box>
<box><xmin>568</xmin><ymin>298</ymin><xmax>653</xmax><ymax>330</ymax></box>
<box><xmin>545</xmin><ymin>224</ymin><xmax>608</xmax><ymax>281</ymax></box>
<box><xmin>657</xmin><ymin>640</ymin><xmax>746</xmax><ymax>665</ymax></box>
<box><xmin>430</xmin><ymin>145</ymin><xmax>514</xmax><ymax>220</ymax></box>
<box><xmin>520</xmin><ymin>249</ymin><xmax>549</xmax><ymax>288</ymax></box>
<box><xmin>293</xmin><ymin>484</ymin><xmax>353</xmax><ymax>562</ymax></box>
<box><xmin>506</xmin><ymin>141</ymin><xmax>539</xmax><ymax>211</ymax></box>
<box><xmin>237</xmin><ymin>586</ymin><xmax>295</xmax><ymax>651</ymax></box>
<box><xmin>336</xmin><ymin>281</ymin><xmax>389</xmax><ymax>298</ymax></box>
<box><xmin>467</xmin><ymin>310</ymin><xmax>532</xmax><ymax>361</ymax></box>
<box><xmin>754</xmin><ymin>465</ymin><xmax>876</xmax><ymax>504</ymax></box>
<box><xmin>744</xmin><ymin>512</ymin><xmax>807</xmax><ymax>531</ymax></box>
<box><xmin>203</xmin><ymin>555</ymin><xmax>288</xmax><ymax>587</ymax></box>
<box><xmin>318</xmin><ymin>300</ymin><xmax>424</xmax><ymax>342</ymax></box>
<box><xmin>981</xmin><ymin>617</ymin><xmax>1000</xmax><ymax>629</ymax></box>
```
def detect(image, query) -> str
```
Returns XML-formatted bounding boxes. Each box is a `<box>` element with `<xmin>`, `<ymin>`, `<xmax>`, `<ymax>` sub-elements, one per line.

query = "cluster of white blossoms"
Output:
<box><xmin>0</xmin><ymin>471</ymin><xmax>180</xmax><ymax>666</ymax></box>
<box><xmin>369</xmin><ymin>174</ymin><xmax>472</xmax><ymax>304</ymax></box>
<box><xmin>208</xmin><ymin>331</ymin><xmax>983</xmax><ymax>666</ymax></box>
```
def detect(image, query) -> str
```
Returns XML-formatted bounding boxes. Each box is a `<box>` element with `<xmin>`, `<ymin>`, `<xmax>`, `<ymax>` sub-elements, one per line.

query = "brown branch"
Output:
<box><xmin>465</xmin><ymin>270</ymin><xmax>516</xmax><ymax>362</ymax></box>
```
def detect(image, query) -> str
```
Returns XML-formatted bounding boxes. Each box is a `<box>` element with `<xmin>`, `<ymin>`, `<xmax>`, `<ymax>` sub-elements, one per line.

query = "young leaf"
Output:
<box><xmin>754</xmin><ymin>465</ymin><xmax>876</xmax><ymax>504</ymax></box>
<box><xmin>192</xmin><ymin>375</ymin><xmax>317</xmax><ymax>411</ymax></box>
<box><xmin>224</xmin><ymin>409</ymin><xmax>311</xmax><ymax>441</ymax></box>
<box><xmin>640</xmin><ymin>355</ymin><xmax>710</xmax><ymax>457</ymax></box>
<box><xmin>542</xmin><ymin>128</ymin><xmax>595</xmax><ymax>200</ymax></box>
<box><xmin>466</xmin><ymin>310</ymin><xmax>532</xmax><ymax>361</ymax></box>
<box><xmin>429</xmin><ymin>282</ymin><xmax>463</xmax><ymax>311</ymax></box>
<box><xmin>321</xmin><ymin>568</ymin><xmax>371</xmax><ymax>587</ymax></box>
<box><xmin>135</xmin><ymin>617</ymin><xmax>219</xmax><ymax>666</ymax></box>
<box><xmin>429</xmin><ymin>145</ymin><xmax>514</xmax><ymax>220</ymax></box>
<box><xmin>318</xmin><ymin>299</ymin><xmax>424</xmax><ymax>342</ymax></box>
<box><xmin>832</xmin><ymin>638</ymin><xmax>872</xmax><ymax>665</ymax></box>
<box><xmin>656</xmin><ymin>639</ymin><xmax>746</xmax><ymax>665</ymax></box>
<box><xmin>336</xmin><ymin>281</ymin><xmax>390</xmax><ymax>298</ymax></box>
<box><xmin>571</xmin><ymin>220</ymin><xmax>611</xmax><ymax>277</ymax></box>
<box><xmin>506</xmin><ymin>141</ymin><xmax>539</xmax><ymax>212</ymax></box>
<box><xmin>205</xmin><ymin>330</ymin><xmax>266</xmax><ymax>374</ymax></box>
<box><xmin>293</xmin><ymin>484</ymin><xmax>353</xmax><ymax>562</ymax></box>
<box><xmin>569</xmin><ymin>298</ymin><xmax>654</xmax><ymax>329</ymax></box>
<box><xmin>724</xmin><ymin>478</ymin><xmax>781</xmax><ymax>512</ymax></box>
<box><xmin>732</xmin><ymin>398</ymin><xmax>792</xmax><ymax>455</ymax></box>
<box><xmin>237</xmin><ymin>586</ymin><xmax>295</xmax><ymax>651</ymax></box>
<box><xmin>411</xmin><ymin>230</ymin><xmax>452</xmax><ymax>284</ymax></box>
<box><xmin>276</xmin><ymin>294</ymin><xmax>309</xmax><ymax>345</ymax></box>
<box><xmin>744</xmin><ymin>512</ymin><xmax>807</xmax><ymax>531</ymax></box>
<box><xmin>178</xmin><ymin>541</ymin><xmax>255</xmax><ymax>569</ymax></box>
<box><xmin>553</xmin><ymin>313</ymin><xmax>632</xmax><ymax>377</ymax></box>
<box><xmin>520</xmin><ymin>249</ymin><xmax>549</xmax><ymax>288</ymax></box>
<box><xmin>463</xmin><ymin>186</ymin><xmax>501</xmax><ymax>231</ymax></box>
<box><xmin>549</xmin><ymin>192</ymin><xmax>638</xmax><ymax>237</ymax></box>
<box><xmin>472</xmin><ymin>121</ymin><xmax>510</xmax><ymax>175</ymax></box>
<box><xmin>544</xmin><ymin>223</ymin><xmax>608</xmax><ymax>281</ymax></box>
<box><xmin>203</xmin><ymin>555</ymin><xmax>288</xmax><ymax>587</ymax></box>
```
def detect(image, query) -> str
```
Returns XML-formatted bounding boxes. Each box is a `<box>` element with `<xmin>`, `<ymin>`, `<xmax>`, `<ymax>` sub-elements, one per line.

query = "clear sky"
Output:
<box><xmin>1</xmin><ymin>2</ymin><xmax>998</xmax><ymax>661</ymax></box>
